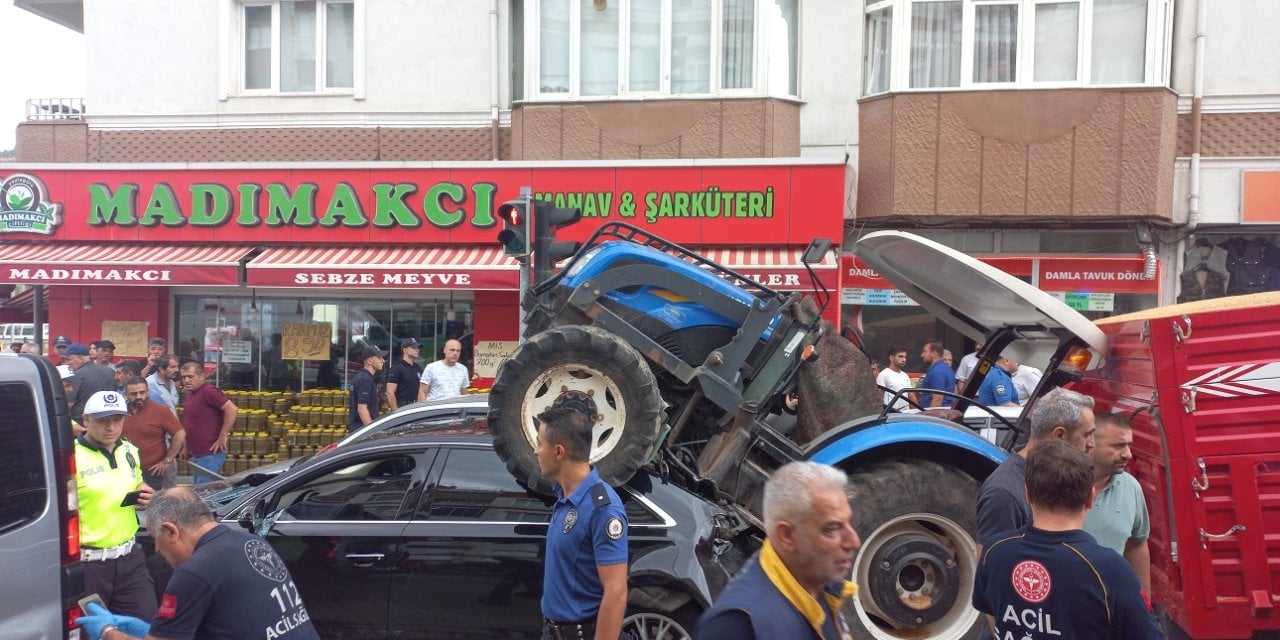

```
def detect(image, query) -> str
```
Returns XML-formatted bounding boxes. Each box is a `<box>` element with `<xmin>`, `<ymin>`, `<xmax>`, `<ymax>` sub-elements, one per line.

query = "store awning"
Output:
<box><xmin>0</xmin><ymin>243</ymin><xmax>256</xmax><ymax>286</ymax></box>
<box><xmin>696</xmin><ymin>246</ymin><xmax>839</xmax><ymax>291</ymax></box>
<box><xmin>246</xmin><ymin>245</ymin><xmax>521</xmax><ymax>290</ymax></box>
<box><xmin>1</xmin><ymin>287</ymin><xmax>34</xmax><ymax>310</ymax></box>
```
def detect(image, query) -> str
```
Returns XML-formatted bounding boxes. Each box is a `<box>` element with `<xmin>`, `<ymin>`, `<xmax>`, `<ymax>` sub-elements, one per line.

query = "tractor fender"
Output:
<box><xmin>805</xmin><ymin>419</ymin><xmax>1008</xmax><ymax>479</ymax></box>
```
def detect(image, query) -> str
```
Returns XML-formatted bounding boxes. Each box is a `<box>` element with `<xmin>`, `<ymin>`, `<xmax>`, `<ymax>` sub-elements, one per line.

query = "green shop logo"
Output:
<box><xmin>0</xmin><ymin>174</ymin><xmax>63</xmax><ymax>234</ymax></box>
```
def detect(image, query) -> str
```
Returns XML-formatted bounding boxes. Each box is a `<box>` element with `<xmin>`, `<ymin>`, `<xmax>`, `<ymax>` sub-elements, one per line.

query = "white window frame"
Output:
<box><xmin>228</xmin><ymin>0</ymin><xmax>365</xmax><ymax>97</ymax></box>
<box><xmin>864</xmin><ymin>0</ymin><xmax>1170</xmax><ymax>96</ymax></box>
<box><xmin>524</xmin><ymin>0</ymin><xmax>796</xmax><ymax>100</ymax></box>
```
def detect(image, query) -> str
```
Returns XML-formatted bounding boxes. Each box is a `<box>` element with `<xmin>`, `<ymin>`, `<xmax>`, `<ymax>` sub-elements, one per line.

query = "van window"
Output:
<box><xmin>0</xmin><ymin>382</ymin><xmax>45</xmax><ymax>533</ymax></box>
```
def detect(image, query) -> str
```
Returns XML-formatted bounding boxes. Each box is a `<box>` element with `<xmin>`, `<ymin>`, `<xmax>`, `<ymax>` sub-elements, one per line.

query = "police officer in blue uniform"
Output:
<box><xmin>535</xmin><ymin>404</ymin><xmax>630</xmax><ymax>640</ymax></box>
<box><xmin>977</xmin><ymin>357</ymin><xmax>1020</xmax><ymax>407</ymax></box>
<box><xmin>76</xmin><ymin>486</ymin><xmax>320</xmax><ymax>640</ymax></box>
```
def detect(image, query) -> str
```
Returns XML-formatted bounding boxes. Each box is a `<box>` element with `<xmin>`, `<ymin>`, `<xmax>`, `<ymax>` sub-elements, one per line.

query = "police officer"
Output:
<box><xmin>76</xmin><ymin>390</ymin><xmax>157</xmax><ymax>620</ymax></box>
<box><xmin>977</xmin><ymin>356</ymin><xmax>1020</xmax><ymax>407</ymax></box>
<box><xmin>75</xmin><ymin>486</ymin><xmax>320</xmax><ymax>640</ymax></box>
<box><xmin>385</xmin><ymin>338</ymin><xmax>424</xmax><ymax>411</ymax></box>
<box><xmin>535</xmin><ymin>404</ymin><xmax>629</xmax><ymax>640</ymax></box>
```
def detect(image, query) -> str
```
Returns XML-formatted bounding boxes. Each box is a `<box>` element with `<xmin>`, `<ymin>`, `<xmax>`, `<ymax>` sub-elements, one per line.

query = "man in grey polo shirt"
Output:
<box><xmin>1083</xmin><ymin>412</ymin><xmax>1151</xmax><ymax>595</ymax></box>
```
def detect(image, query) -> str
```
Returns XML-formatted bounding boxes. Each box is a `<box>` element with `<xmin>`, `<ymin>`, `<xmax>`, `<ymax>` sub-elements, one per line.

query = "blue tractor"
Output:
<box><xmin>489</xmin><ymin>221</ymin><xmax>1106</xmax><ymax>639</ymax></box>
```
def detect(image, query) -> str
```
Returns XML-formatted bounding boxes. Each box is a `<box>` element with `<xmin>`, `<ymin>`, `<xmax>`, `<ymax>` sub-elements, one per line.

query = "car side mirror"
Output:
<box><xmin>238</xmin><ymin>498</ymin><xmax>267</xmax><ymax>532</ymax></box>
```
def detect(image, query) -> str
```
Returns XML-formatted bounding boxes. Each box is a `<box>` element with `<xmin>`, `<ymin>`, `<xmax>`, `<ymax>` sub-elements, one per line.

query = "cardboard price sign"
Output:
<box><xmin>473</xmin><ymin>340</ymin><xmax>520</xmax><ymax>378</ymax></box>
<box><xmin>101</xmin><ymin>320</ymin><xmax>149</xmax><ymax>357</ymax></box>
<box><xmin>282</xmin><ymin>323</ymin><xmax>332</xmax><ymax>360</ymax></box>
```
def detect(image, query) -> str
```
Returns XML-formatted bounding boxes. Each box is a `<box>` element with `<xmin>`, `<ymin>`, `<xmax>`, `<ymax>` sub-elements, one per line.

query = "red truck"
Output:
<box><xmin>1079</xmin><ymin>291</ymin><xmax>1280</xmax><ymax>639</ymax></box>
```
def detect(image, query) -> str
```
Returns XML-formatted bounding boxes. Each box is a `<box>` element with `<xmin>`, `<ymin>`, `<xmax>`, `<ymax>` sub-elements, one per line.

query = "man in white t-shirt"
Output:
<box><xmin>876</xmin><ymin>345</ymin><xmax>913</xmax><ymax>411</ymax></box>
<box><xmin>419</xmin><ymin>338</ymin><xmax>471</xmax><ymax>401</ymax></box>
<box><xmin>1010</xmin><ymin>360</ymin><xmax>1043</xmax><ymax>406</ymax></box>
<box><xmin>954</xmin><ymin>343</ymin><xmax>983</xmax><ymax>393</ymax></box>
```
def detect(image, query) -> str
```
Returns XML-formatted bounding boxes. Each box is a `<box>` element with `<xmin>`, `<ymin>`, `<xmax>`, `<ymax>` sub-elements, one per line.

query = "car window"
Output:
<box><xmin>381</xmin><ymin>416</ymin><xmax>484</xmax><ymax>439</ymax></box>
<box><xmin>0</xmin><ymin>382</ymin><xmax>44</xmax><ymax>533</ymax></box>
<box><xmin>275</xmin><ymin>455</ymin><xmax>417</xmax><ymax>522</ymax></box>
<box><xmin>421</xmin><ymin>448</ymin><xmax>552</xmax><ymax>523</ymax></box>
<box><xmin>346</xmin><ymin>412</ymin><xmax>467</xmax><ymax>446</ymax></box>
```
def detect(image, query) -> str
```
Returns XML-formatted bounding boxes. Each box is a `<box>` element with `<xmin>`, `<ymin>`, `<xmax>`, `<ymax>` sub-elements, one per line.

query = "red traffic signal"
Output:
<box><xmin>496</xmin><ymin>199</ymin><xmax>530</xmax><ymax>259</ymax></box>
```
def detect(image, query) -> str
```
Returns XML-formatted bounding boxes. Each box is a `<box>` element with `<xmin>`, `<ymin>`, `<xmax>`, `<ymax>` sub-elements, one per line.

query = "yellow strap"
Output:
<box><xmin>758</xmin><ymin>539</ymin><xmax>857</xmax><ymax>638</ymax></box>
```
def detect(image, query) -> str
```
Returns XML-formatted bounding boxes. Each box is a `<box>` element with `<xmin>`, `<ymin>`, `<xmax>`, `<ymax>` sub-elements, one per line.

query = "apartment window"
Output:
<box><xmin>528</xmin><ymin>0</ymin><xmax>798</xmax><ymax>98</ymax></box>
<box><xmin>241</xmin><ymin>1</ymin><xmax>356</xmax><ymax>93</ymax></box>
<box><xmin>863</xmin><ymin>0</ymin><xmax>1166</xmax><ymax>94</ymax></box>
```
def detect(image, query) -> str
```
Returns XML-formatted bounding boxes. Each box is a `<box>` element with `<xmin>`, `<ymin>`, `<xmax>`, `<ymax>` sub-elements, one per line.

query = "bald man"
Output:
<box><xmin>418</xmin><ymin>339</ymin><xmax>470</xmax><ymax>401</ymax></box>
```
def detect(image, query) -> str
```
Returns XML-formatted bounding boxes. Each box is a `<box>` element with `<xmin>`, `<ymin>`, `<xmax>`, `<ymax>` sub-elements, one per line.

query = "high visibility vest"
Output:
<box><xmin>75</xmin><ymin>436</ymin><xmax>143</xmax><ymax>548</ymax></box>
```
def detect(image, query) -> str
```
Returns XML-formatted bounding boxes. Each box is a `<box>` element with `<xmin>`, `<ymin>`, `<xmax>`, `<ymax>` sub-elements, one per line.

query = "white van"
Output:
<box><xmin>0</xmin><ymin>354</ymin><xmax>85</xmax><ymax>638</ymax></box>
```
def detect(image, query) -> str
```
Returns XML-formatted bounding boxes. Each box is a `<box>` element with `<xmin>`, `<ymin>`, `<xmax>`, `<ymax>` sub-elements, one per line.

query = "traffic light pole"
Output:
<box><xmin>517</xmin><ymin>186</ymin><xmax>532</xmax><ymax>342</ymax></box>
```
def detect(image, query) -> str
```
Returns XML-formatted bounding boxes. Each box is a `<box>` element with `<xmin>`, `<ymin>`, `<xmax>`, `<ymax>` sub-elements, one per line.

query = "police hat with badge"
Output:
<box><xmin>84</xmin><ymin>391</ymin><xmax>130</xmax><ymax>419</ymax></box>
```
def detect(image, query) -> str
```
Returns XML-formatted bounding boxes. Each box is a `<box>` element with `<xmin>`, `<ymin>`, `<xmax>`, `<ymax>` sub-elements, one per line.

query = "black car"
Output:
<box><xmin>141</xmin><ymin>424</ymin><xmax>758</xmax><ymax>639</ymax></box>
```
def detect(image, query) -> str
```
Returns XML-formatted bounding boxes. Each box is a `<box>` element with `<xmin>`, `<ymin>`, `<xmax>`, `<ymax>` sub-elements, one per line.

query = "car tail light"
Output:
<box><xmin>66</xmin><ymin>607</ymin><xmax>84</xmax><ymax>639</ymax></box>
<box><xmin>59</xmin><ymin>446</ymin><xmax>82</xmax><ymax>640</ymax></box>
<box><xmin>61</xmin><ymin>449</ymin><xmax>80</xmax><ymax>562</ymax></box>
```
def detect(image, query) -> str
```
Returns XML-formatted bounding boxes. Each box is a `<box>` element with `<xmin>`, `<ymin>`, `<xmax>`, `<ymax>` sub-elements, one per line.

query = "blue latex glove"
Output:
<box><xmin>74</xmin><ymin>602</ymin><xmax>116</xmax><ymax>640</ymax></box>
<box><xmin>113</xmin><ymin>613</ymin><xmax>151</xmax><ymax>638</ymax></box>
<box><xmin>74</xmin><ymin>603</ymin><xmax>152</xmax><ymax>639</ymax></box>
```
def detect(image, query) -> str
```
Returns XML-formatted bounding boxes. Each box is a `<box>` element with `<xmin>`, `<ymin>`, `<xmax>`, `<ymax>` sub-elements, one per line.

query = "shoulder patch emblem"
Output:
<box><xmin>995</xmin><ymin>384</ymin><xmax>1007</xmax><ymax>394</ymax></box>
<box><xmin>563</xmin><ymin>508</ymin><xmax>579</xmax><ymax>533</ymax></box>
<box><xmin>157</xmin><ymin>594</ymin><xmax>177</xmax><ymax>619</ymax></box>
<box><xmin>606</xmin><ymin>517</ymin><xmax>624</xmax><ymax>540</ymax></box>
<box><xmin>244</xmin><ymin>539</ymin><xmax>289</xmax><ymax>582</ymax></box>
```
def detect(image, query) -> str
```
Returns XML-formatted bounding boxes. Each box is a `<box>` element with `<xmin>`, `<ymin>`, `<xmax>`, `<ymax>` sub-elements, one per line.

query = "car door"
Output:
<box><xmin>246</xmin><ymin>447</ymin><xmax>433</xmax><ymax>639</ymax></box>
<box><xmin>388</xmin><ymin>445</ymin><xmax>552</xmax><ymax>639</ymax></box>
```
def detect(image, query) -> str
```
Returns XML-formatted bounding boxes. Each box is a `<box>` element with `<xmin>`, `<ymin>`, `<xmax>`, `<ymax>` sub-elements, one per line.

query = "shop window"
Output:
<box><xmin>524</xmin><ymin>0</ymin><xmax>797</xmax><ymax>99</ymax></box>
<box><xmin>863</xmin><ymin>0</ymin><xmax>1168</xmax><ymax>95</ymax></box>
<box><xmin>1178</xmin><ymin>234</ymin><xmax>1280</xmax><ymax>303</ymax></box>
<box><xmin>238</xmin><ymin>0</ymin><xmax>357</xmax><ymax>94</ymax></box>
<box><xmin>175</xmin><ymin>295</ymin><xmax>474</xmax><ymax>393</ymax></box>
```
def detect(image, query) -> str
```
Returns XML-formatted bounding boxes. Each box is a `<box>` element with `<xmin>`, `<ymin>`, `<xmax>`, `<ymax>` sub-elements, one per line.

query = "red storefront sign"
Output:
<box><xmin>1035</xmin><ymin>257</ymin><xmax>1158</xmax><ymax>294</ymax></box>
<box><xmin>841</xmin><ymin>255</ymin><xmax>1157</xmax><ymax>295</ymax></box>
<box><xmin>0</xmin><ymin>164</ymin><xmax>844</xmax><ymax>247</ymax></box>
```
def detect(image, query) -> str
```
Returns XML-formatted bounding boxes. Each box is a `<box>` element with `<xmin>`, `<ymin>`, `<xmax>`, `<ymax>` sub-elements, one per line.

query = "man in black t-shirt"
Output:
<box><xmin>348</xmin><ymin>344</ymin><xmax>387</xmax><ymax>431</ymax></box>
<box><xmin>75</xmin><ymin>487</ymin><xmax>319</xmax><ymax>640</ymax></box>
<box><xmin>974</xmin><ymin>439</ymin><xmax>1160</xmax><ymax>639</ymax></box>
<box><xmin>385</xmin><ymin>338</ymin><xmax>424</xmax><ymax>411</ymax></box>
<box><xmin>977</xmin><ymin>388</ymin><xmax>1097</xmax><ymax>544</ymax></box>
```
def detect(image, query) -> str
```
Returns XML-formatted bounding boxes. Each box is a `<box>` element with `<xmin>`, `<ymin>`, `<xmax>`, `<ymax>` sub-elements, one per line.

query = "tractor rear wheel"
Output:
<box><xmin>489</xmin><ymin>325</ymin><xmax>664</xmax><ymax>494</ymax></box>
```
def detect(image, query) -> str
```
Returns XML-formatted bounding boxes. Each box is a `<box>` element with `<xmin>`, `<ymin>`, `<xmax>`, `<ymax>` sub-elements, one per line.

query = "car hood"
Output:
<box><xmin>852</xmin><ymin>230</ymin><xmax>1108</xmax><ymax>368</ymax></box>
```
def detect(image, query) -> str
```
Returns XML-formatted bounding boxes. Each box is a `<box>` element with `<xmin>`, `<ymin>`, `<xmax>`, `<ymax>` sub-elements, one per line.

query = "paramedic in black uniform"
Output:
<box><xmin>75</xmin><ymin>486</ymin><xmax>320</xmax><ymax>640</ymax></box>
<box><xmin>973</xmin><ymin>439</ymin><xmax>1160</xmax><ymax>639</ymax></box>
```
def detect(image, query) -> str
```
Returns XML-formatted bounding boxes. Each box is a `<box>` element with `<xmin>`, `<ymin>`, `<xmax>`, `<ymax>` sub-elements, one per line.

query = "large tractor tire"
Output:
<box><xmin>844</xmin><ymin>459</ymin><xmax>984</xmax><ymax>640</ymax></box>
<box><xmin>489</xmin><ymin>325</ymin><xmax>664</xmax><ymax>495</ymax></box>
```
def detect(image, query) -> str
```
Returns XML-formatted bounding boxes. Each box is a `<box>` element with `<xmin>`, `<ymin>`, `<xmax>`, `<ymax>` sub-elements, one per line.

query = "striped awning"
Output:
<box><xmin>1</xmin><ymin>287</ymin><xmax>34</xmax><ymax>309</ymax></box>
<box><xmin>0</xmin><ymin>243</ymin><xmax>256</xmax><ymax>286</ymax></box>
<box><xmin>694</xmin><ymin>246</ymin><xmax>839</xmax><ymax>291</ymax></box>
<box><xmin>246</xmin><ymin>245</ymin><xmax>521</xmax><ymax>290</ymax></box>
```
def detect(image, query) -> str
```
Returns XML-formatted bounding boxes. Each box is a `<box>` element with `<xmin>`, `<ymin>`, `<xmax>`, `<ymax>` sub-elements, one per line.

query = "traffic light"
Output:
<box><xmin>532</xmin><ymin>200</ymin><xmax>582</xmax><ymax>283</ymax></box>
<box><xmin>496</xmin><ymin>198</ymin><xmax>531</xmax><ymax>259</ymax></box>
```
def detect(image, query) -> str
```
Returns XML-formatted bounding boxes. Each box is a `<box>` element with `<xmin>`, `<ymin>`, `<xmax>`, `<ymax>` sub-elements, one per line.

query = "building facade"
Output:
<box><xmin>8</xmin><ymin>0</ymin><xmax>1278</xmax><ymax>388</ymax></box>
<box><xmin>7</xmin><ymin>0</ymin><xmax>849</xmax><ymax>394</ymax></box>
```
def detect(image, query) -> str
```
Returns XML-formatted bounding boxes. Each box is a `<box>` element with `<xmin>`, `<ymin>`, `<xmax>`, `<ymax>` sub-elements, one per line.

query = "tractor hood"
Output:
<box><xmin>852</xmin><ymin>231</ymin><xmax>1107</xmax><ymax>369</ymax></box>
